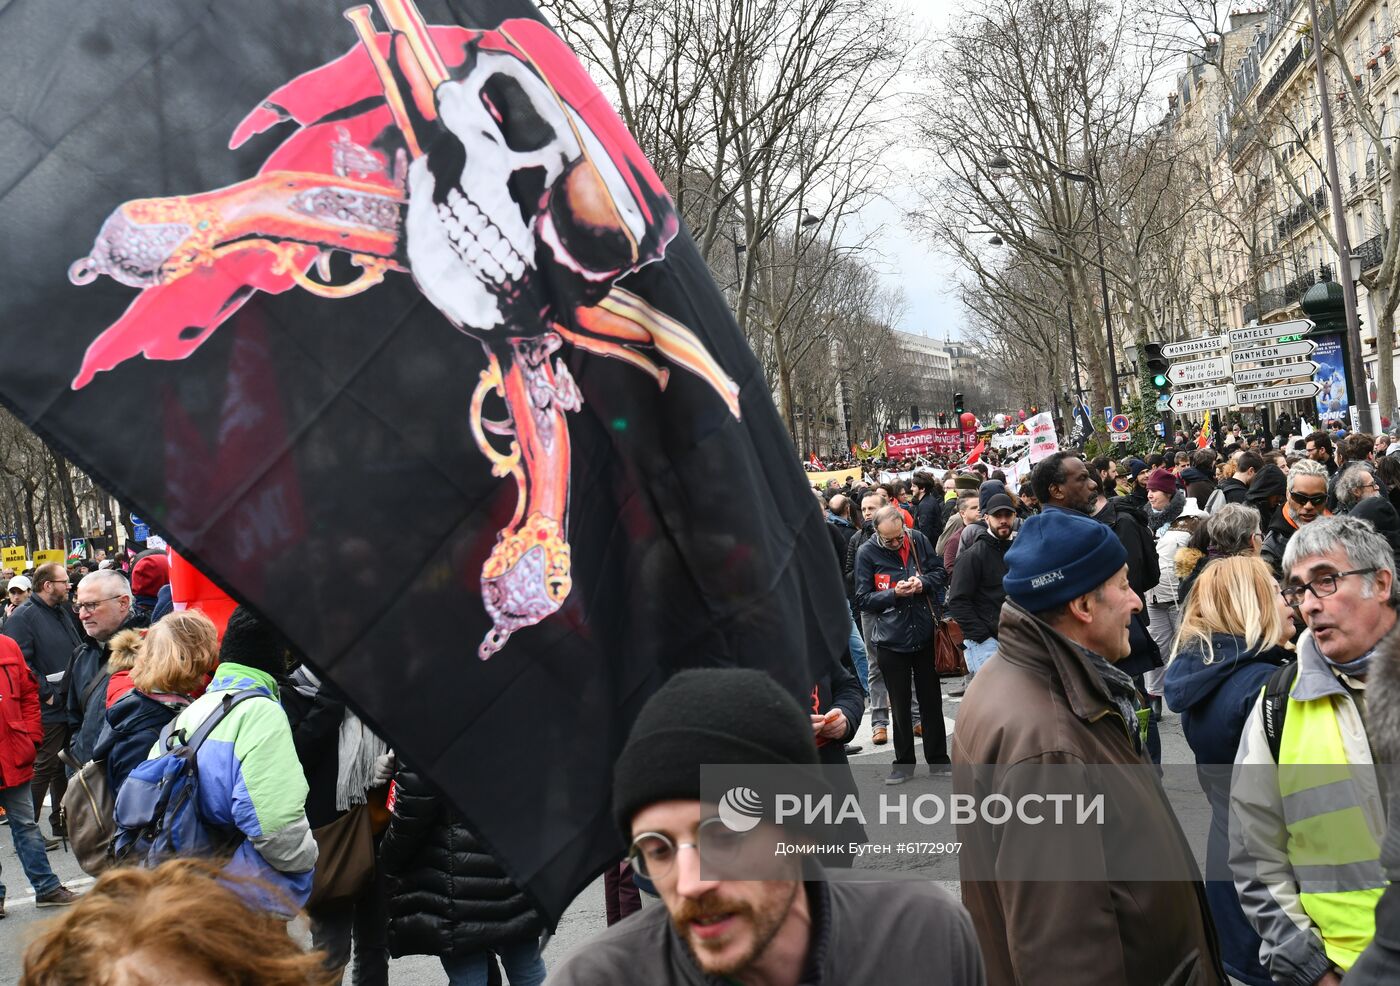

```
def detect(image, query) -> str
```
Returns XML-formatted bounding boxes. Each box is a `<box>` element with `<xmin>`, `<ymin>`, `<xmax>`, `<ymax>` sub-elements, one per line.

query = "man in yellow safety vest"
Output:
<box><xmin>1232</xmin><ymin>515</ymin><xmax>1397</xmax><ymax>986</ymax></box>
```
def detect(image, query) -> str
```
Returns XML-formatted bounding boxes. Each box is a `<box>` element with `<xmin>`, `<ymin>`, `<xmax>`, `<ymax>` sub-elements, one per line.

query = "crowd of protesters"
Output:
<box><xmin>10</xmin><ymin>420</ymin><xmax>1400</xmax><ymax>984</ymax></box>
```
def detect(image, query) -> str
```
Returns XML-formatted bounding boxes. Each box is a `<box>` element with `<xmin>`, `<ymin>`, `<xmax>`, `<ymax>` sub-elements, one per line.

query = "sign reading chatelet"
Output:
<box><xmin>1227</xmin><ymin>319</ymin><xmax>1313</xmax><ymax>347</ymax></box>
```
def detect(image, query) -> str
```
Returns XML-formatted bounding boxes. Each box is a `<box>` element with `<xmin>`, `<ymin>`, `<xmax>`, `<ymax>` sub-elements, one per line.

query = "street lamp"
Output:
<box><xmin>989</xmin><ymin>144</ymin><xmax>1121</xmax><ymax>409</ymax></box>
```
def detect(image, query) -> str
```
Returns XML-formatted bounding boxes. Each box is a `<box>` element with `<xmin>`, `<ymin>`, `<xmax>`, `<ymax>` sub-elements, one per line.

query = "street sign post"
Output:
<box><xmin>1234</xmin><ymin>381</ymin><xmax>1323</xmax><ymax>404</ymax></box>
<box><xmin>1227</xmin><ymin>319</ymin><xmax>1313</xmax><ymax>347</ymax></box>
<box><xmin>1231</xmin><ymin>360</ymin><xmax>1319</xmax><ymax>386</ymax></box>
<box><xmin>1229</xmin><ymin>339</ymin><xmax>1317</xmax><ymax>364</ymax></box>
<box><xmin>1170</xmin><ymin>384</ymin><xmax>1234</xmax><ymax>414</ymax></box>
<box><xmin>1161</xmin><ymin>335</ymin><xmax>1227</xmax><ymax>359</ymax></box>
<box><xmin>1167</xmin><ymin>355</ymin><xmax>1229</xmax><ymax>386</ymax></box>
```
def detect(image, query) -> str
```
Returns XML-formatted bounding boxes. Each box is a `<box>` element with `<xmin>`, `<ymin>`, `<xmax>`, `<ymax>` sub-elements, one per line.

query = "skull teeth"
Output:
<box><xmin>436</xmin><ymin>188</ymin><xmax>528</xmax><ymax>286</ymax></box>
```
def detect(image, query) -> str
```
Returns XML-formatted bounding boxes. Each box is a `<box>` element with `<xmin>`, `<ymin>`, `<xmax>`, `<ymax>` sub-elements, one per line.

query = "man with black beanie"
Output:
<box><xmin>550</xmin><ymin>668</ymin><xmax>985</xmax><ymax>985</ymax></box>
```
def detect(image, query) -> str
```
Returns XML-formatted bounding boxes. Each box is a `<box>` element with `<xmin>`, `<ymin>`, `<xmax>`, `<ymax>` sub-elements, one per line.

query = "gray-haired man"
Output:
<box><xmin>1232</xmin><ymin>516</ymin><xmax>1398</xmax><ymax>985</ymax></box>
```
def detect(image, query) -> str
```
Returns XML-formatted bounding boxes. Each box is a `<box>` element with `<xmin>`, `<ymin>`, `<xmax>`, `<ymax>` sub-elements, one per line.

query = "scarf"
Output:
<box><xmin>1322</xmin><ymin>648</ymin><xmax>1374</xmax><ymax>678</ymax></box>
<box><xmin>290</xmin><ymin>666</ymin><xmax>391</xmax><ymax>811</ymax></box>
<box><xmin>1080</xmin><ymin>646</ymin><xmax>1141</xmax><ymax>747</ymax></box>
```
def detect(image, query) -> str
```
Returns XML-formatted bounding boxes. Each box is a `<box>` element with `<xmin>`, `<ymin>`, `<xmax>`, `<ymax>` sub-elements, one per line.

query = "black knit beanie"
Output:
<box><xmin>218</xmin><ymin>605</ymin><xmax>287</xmax><ymax>677</ymax></box>
<box><xmin>612</xmin><ymin>668</ymin><xmax>818</xmax><ymax>835</ymax></box>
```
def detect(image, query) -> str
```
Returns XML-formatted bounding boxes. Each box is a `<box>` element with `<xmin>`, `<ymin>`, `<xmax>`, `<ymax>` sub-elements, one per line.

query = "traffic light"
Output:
<box><xmin>1144</xmin><ymin>343</ymin><xmax>1170</xmax><ymax>397</ymax></box>
<box><xmin>953</xmin><ymin>392</ymin><xmax>965</xmax><ymax>415</ymax></box>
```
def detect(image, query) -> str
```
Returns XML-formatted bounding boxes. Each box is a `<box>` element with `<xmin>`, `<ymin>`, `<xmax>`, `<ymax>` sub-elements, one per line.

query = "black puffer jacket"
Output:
<box><xmin>379</xmin><ymin>768</ymin><xmax>543</xmax><ymax>958</ymax></box>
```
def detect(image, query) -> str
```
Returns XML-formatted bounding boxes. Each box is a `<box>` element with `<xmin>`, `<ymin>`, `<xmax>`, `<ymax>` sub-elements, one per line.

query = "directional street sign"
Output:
<box><xmin>1230</xmin><ymin>339</ymin><xmax>1317</xmax><ymax>364</ymax></box>
<box><xmin>1231</xmin><ymin>360</ymin><xmax>1319</xmax><ymax>386</ymax></box>
<box><xmin>1234</xmin><ymin>381</ymin><xmax>1323</xmax><ymax>404</ymax></box>
<box><xmin>1227</xmin><ymin>319</ymin><xmax>1314</xmax><ymax>347</ymax></box>
<box><xmin>1167</xmin><ymin>355</ymin><xmax>1229</xmax><ymax>386</ymax></box>
<box><xmin>1170</xmin><ymin>384</ymin><xmax>1234</xmax><ymax>414</ymax></box>
<box><xmin>1161</xmin><ymin>335</ymin><xmax>1227</xmax><ymax>359</ymax></box>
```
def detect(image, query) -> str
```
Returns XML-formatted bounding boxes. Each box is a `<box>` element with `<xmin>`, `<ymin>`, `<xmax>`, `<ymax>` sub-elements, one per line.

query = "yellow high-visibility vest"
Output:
<box><xmin>1277</xmin><ymin>689</ymin><xmax>1385</xmax><ymax>970</ymax></box>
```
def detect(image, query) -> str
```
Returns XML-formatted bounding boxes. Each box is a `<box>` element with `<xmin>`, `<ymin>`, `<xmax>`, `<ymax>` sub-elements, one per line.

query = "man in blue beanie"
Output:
<box><xmin>952</xmin><ymin>509</ymin><xmax>1225</xmax><ymax>985</ymax></box>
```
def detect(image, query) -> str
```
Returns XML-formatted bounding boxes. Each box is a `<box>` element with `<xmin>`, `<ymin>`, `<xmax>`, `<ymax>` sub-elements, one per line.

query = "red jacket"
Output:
<box><xmin>0</xmin><ymin>634</ymin><xmax>42</xmax><ymax>789</ymax></box>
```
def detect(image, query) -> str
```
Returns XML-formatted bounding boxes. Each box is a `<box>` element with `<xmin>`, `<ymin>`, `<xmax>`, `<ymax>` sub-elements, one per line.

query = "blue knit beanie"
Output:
<box><xmin>977</xmin><ymin>480</ymin><xmax>1007</xmax><ymax>511</ymax></box>
<box><xmin>1003</xmin><ymin>510</ymin><xmax>1127</xmax><ymax>612</ymax></box>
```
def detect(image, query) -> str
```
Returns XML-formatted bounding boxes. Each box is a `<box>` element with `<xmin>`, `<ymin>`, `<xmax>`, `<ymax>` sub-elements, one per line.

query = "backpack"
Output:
<box><xmin>56</xmin><ymin>749</ymin><xmax>115</xmax><ymax>877</ymax></box>
<box><xmin>1261</xmin><ymin>661</ymin><xmax>1300</xmax><ymax>764</ymax></box>
<box><xmin>1204</xmin><ymin>486</ymin><xmax>1227</xmax><ymax>515</ymax></box>
<box><xmin>112</xmin><ymin>689</ymin><xmax>264</xmax><ymax>867</ymax></box>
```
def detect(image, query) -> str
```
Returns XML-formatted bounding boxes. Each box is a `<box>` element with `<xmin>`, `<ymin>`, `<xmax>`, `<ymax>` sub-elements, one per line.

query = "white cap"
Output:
<box><xmin>7</xmin><ymin>575</ymin><xmax>32</xmax><ymax>592</ymax></box>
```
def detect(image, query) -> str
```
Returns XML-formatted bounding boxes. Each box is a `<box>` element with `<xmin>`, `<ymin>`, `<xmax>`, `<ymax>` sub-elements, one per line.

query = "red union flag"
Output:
<box><xmin>885</xmin><ymin>428</ymin><xmax>962</xmax><ymax>459</ymax></box>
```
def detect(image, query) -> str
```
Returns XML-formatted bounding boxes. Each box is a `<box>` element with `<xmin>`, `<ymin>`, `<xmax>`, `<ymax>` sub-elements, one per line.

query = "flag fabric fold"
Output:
<box><xmin>0</xmin><ymin>0</ymin><xmax>849</xmax><ymax>922</ymax></box>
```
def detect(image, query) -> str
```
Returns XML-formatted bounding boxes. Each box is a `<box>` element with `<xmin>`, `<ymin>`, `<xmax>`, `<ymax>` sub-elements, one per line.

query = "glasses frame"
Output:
<box><xmin>75</xmin><ymin>595</ymin><xmax>122</xmax><ymax>613</ymax></box>
<box><xmin>1280</xmin><ymin>568</ymin><xmax>1378</xmax><ymax>607</ymax></box>
<box><xmin>627</xmin><ymin>816</ymin><xmax>753</xmax><ymax>882</ymax></box>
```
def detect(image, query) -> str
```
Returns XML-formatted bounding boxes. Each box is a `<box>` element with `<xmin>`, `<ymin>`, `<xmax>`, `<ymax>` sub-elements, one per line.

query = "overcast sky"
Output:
<box><xmin>871</xmin><ymin>0</ymin><xmax>964</xmax><ymax>342</ymax></box>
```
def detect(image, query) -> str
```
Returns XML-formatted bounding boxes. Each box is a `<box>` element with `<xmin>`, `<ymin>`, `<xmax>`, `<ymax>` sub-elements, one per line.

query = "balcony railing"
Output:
<box><xmin>1257</xmin><ymin>40</ymin><xmax>1307</xmax><ymax>114</ymax></box>
<box><xmin>1357</xmin><ymin>233</ymin><xmax>1385</xmax><ymax>272</ymax></box>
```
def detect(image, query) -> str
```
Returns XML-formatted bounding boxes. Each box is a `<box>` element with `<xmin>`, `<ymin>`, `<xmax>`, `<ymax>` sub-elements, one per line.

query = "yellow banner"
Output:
<box><xmin>852</xmin><ymin>440</ymin><xmax>885</xmax><ymax>460</ymax></box>
<box><xmin>32</xmin><ymin>549</ymin><xmax>65</xmax><ymax>567</ymax></box>
<box><xmin>807</xmin><ymin>466</ymin><xmax>862</xmax><ymax>487</ymax></box>
<box><xmin>1</xmin><ymin>546</ymin><xmax>27</xmax><ymax>571</ymax></box>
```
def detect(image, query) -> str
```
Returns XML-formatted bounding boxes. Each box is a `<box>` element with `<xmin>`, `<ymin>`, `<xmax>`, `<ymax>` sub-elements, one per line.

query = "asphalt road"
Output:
<box><xmin>0</xmin><ymin>689</ymin><xmax>1193</xmax><ymax>983</ymax></box>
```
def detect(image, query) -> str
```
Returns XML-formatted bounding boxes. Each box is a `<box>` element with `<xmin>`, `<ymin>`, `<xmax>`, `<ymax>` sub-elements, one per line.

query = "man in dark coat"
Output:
<box><xmin>954</xmin><ymin>510</ymin><xmax>1225</xmax><ymax>985</ymax></box>
<box><xmin>1218</xmin><ymin>450</ymin><xmax>1261</xmax><ymax>506</ymax></box>
<box><xmin>846</xmin><ymin>490</ymin><xmax>918</xmax><ymax>743</ymax></box>
<box><xmin>1182</xmin><ymin>449</ymin><xmax>1218</xmax><ymax>508</ymax></box>
<box><xmin>66</xmin><ymin>570</ymin><xmax>147</xmax><ymax>766</ymax></box>
<box><xmin>945</xmin><ymin>493</ymin><xmax>1016</xmax><ymax>697</ymax></box>
<box><xmin>1</xmin><ymin>562</ymin><xmax>79</xmax><ymax>839</ymax></box>
<box><xmin>912</xmin><ymin>471</ymin><xmax>943</xmax><ymax>545</ymax></box>
<box><xmin>1246</xmin><ymin>461</ymin><xmax>1288</xmax><ymax>530</ymax></box>
<box><xmin>854</xmin><ymin>504</ymin><xmax>948</xmax><ymax>782</ymax></box>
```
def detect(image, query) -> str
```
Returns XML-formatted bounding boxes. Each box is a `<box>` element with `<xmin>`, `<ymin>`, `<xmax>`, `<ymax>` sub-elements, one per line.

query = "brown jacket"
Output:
<box><xmin>951</xmin><ymin>600</ymin><xmax>1225</xmax><ymax>986</ymax></box>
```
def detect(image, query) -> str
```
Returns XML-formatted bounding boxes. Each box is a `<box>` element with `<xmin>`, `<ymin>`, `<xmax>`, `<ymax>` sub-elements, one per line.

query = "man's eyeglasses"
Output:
<box><xmin>75</xmin><ymin>596</ymin><xmax>120</xmax><ymax>613</ymax></box>
<box><xmin>628</xmin><ymin>817</ymin><xmax>753</xmax><ymax>882</ymax></box>
<box><xmin>1288</xmin><ymin>490</ymin><xmax>1328</xmax><ymax>507</ymax></box>
<box><xmin>1280</xmin><ymin>569</ymin><xmax>1377</xmax><ymax>606</ymax></box>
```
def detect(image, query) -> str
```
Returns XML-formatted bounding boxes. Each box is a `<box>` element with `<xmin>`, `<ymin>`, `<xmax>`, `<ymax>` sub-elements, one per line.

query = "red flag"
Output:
<box><xmin>965</xmin><ymin>440</ymin><xmax>986</xmax><ymax>465</ymax></box>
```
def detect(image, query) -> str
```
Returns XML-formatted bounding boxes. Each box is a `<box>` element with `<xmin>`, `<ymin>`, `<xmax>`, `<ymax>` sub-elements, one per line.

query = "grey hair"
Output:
<box><xmin>1206</xmin><ymin>503</ymin><xmax>1260</xmax><ymax>556</ymax></box>
<box><xmin>873</xmin><ymin>505</ymin><xmax>905</xmax><ymax>529</ymax></box>
<box><xmin>1286</xmin><ymin>457</ymin><xmax>1328</xmax><ymax>493</ymax></box>
<box><xmin>1282</xmin><ymin>514</ymin><xmax>1397</xmax><ymax>602</ymax></box>
<box><xmin>1335</xmin><ymin>462</ymin><xmax>1378</xmax><ymax>510</ymax></box>
<box><xmin>79</xmin><ymin>568</ymin><xmax>132</xmax><ymax>603</ymax></box>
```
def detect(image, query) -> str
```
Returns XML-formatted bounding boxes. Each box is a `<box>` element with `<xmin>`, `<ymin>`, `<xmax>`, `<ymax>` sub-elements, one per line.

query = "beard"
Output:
<box><xmin>670</xmin><ymin>882</ymin><xmax>800</xmax><ymax>977</ymax></box>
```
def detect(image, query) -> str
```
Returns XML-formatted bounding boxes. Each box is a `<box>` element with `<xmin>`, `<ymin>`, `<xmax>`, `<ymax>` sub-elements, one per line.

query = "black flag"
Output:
<box><xmin>0</xmin><ymin>0</ymin><xmax>849</xmax><ymax>920</ymax></box>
